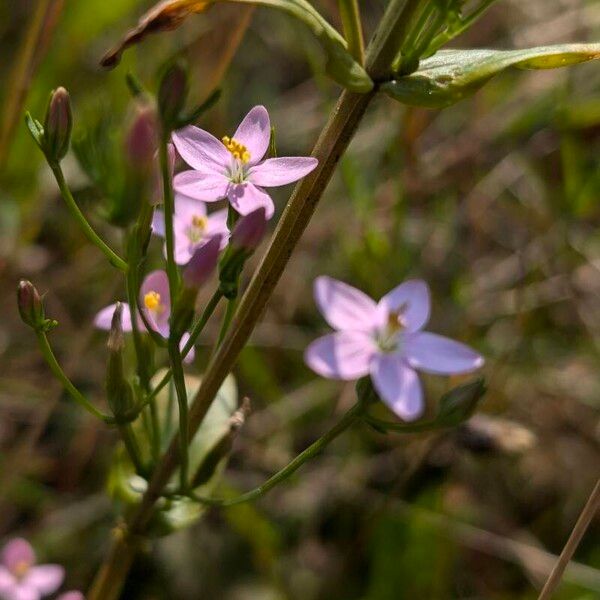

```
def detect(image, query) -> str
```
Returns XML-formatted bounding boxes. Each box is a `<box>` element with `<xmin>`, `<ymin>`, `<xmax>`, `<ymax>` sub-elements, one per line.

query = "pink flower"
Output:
<box><xmin>0</xmin><ymin>538</ymin><xmax>64</xmax><ymax>600</ymax></box>
<box><xmin>171</xmin><ymin>106</ymin><xmax>318</xmax><ymax>219</ymax></box>
<box><xmin>304</xmin><ymin>277</ymin><xmax>484</xmax><ymax>421</ymax></box>
<box><xmin>57</xmin><ymin>593</ymin><xmax>84</xmax><ymax>600</ymax></box>
<box><xmin>152</xmin><ymin>194</ymin><xmax>229</xmax><ymax>265</ymax></box>
<box><xmin>94</xmin><ymin>270</ymin><xmax>195</xmax><ymax>363</ymax></box>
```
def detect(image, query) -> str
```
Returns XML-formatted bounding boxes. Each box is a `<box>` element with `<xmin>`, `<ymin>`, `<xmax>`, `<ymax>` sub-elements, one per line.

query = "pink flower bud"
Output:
<box><xmin>125</xmin><ymin>104</ymin><xmax>158</xmax><ymax>169</ymax></box>
<box><xmin>17</xmin><ymin>280</ymin><xmax>44</xmax><ymax>328</ymax></box>
<box><xmin>231</xmin><ymin>207</ymin><xmax>267</xmax><ymax>252</ymax></box>
<box><xmin>182</xmin><ymin>235</ymin><xmax>222</xmax><ymax>289</ymax></box>
<box><xmin>43</xmin><ymin>87</ymin><xmax>72</xmax><ymax>162</ymax></box>
<box><xmin>158</xmin><ymin>63</ymin><xmax>188</xmax><ymax>129</ymax></box>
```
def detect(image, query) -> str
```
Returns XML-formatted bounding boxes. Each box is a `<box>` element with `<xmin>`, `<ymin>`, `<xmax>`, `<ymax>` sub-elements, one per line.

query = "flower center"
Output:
<box><xmin>188</xmin><ymin>214</ymin><xmax>208</xmax><ymax>243</ymax></box>
<box><xmin>376</xmin><ymin>304</ymin><xmax>408</xmax><ymax>353</ymax></box>
<box><xmin>12</xmin><ymin>560</ymin><xmax>31</xmax><ymax>579</ymax></box>
<box><xmin>222</xmin><ymin>136</ymin><xmax>250</xmax><ymax>164</ymax></box>
<box><xmin>144</xmin><ymin>291</ymin><xmax>163</xmax><ymax>313</ymax></box>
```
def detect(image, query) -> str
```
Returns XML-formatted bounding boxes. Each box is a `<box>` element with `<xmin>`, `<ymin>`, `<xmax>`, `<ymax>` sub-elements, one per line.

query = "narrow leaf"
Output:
<box><xmin>101</xmin><ymin>0</ymin><xmax>372</xmax><ymax>92</ymax></box>
<box><xmin>383</xmin><ymin>45</ymin><xmax>600</xmax><ymax>109</ymax></box>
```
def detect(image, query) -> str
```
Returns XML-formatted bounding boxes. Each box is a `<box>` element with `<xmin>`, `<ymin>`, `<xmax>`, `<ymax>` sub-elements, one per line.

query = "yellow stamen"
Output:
<box><xmin>12</xmin><ymin>560</ymin><xmax>30</xmax><ymax>579</ymax></box>
<box><xmin>192</xmin><ymin>215</ymin><xmax>208</xmax><ymax>229</ymax></box>
<box><xmin>222</xmin><ymin>136</ymin><xmax>250</xmax><ymax>164</ymax></box>
<box><xmin>144</xmin><ymin>291</ymin><xmax>162</xmax><ymax>312</ymax></box>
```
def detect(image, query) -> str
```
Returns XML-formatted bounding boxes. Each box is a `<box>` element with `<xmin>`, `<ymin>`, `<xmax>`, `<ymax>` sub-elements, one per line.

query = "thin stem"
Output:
<box><xmin>159</xmin><ymin>138</ymin><xmax>179</xmax><ymax>296</ymax></box>
<box><xmin>190</xmin><ymin>401</ymin><xmax>364</xmax><ymax>506</ymax></box>
<box><xmin>168</xmin><ymin>338</ymin><xmax>190</xmax><ymax>490</ymax></box>
<box><xmin>50</xmin><ymin>164</ymin><xmax>128</xmax><ymax>272</ymax></box>
<box><xmin>538</xmin><ymin>479</ymin><xmax>600</xmax><ymax>600</ymax></box>
<box><xmin>119</xmin><ymin>424</ymin><xmax>146</xmax><ymax>476</ymax></box>
<box><xmin>338</xmin><ymin>0</ymin><xmax>365</xmax><ymax>64</ymax></box>
<box><xmin>216</xmin><ymin>298</ymin><xmax>237</xmax><ymax>348</ymax></box>
<box><xmin>143</xmin><ymin>290</ymin><xmax>223</xmax><ymax>407</ymax></box>
<box><xmin>35</xmin><ymin>330</ymin><xmax>108</xmax><ymax>420</ymax></box>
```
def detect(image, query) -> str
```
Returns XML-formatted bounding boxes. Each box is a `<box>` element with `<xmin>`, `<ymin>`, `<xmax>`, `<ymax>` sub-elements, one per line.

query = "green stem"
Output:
<box><xmin>190</xmin><ymin>401</ymin><xmax>364</xmax><ymax>506</ymax></box>
<box><xmin>216</xmin><ymin>298</ymin><xmax>236</xmax><ymax>348</ymax></box>
<box><xmin>50</xmin><ymin>163</ymin><xmax>128</xmax><ymax>272</ymax></box>
<box><xmin>168</xmin><ymin>338</ymin><xmax>189</xmax><ymax>490</ymax></box>
<box><xmin>35</xmin><ymin>330</ymin><xmax>108</xmax><ymax>420</ymax></box>
<box><xmin>119</xmin><ymin>423</ymin><xmax>146</xmax><ymax>476</ymax></box>
<box><xmin>338</xmin><ymin>0</ymin><xmax>365</xmax><ymax>64</ymax></box>
<box><xmin>159</xmin><ymin>138</ymin><xmax>179</xmax><ymax>296</ymax></box>
<box><xmin>143</xmin><ymin>290</ymin><xmax>223</xmax><ymax>407</ymax></box>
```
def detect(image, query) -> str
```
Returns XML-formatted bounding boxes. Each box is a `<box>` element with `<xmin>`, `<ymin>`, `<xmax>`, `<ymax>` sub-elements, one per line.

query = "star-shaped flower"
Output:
<box><xmin>305</xmin><ymin>277</ymin><xmax>484</xmax><ymax>420</ymax></box>
<box><xmin>172</xmin><ymin>106</ymin><xmax>318</xmax><ymax>219</ymax></box>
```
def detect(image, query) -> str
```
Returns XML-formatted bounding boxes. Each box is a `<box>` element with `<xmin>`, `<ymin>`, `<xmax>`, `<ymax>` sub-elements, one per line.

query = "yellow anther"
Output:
<box><xmin>144</xmin><ymin>291</ymin><xmax>162</xmax><ymax>312</ymax></box>
<box><xmin>222</xmin><ymin>136</ymin><xmax>250</xmax><ymax>164</ymax></box>
<box><xmin>13</xmin><ymin>561</ymin><xmax>30</xmax><ymax>579</ymax></box>
<box><xmin>192</xmin><ymin>215</ymin><xmax>208</xmax><ymax>229</ymax></box>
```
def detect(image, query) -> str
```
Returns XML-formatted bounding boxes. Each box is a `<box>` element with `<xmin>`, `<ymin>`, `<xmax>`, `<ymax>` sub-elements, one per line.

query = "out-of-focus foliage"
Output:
<box><xmin>0</xmin><ymin>0</ymin><xmax>599</xmax><ymax>599</ymax></box>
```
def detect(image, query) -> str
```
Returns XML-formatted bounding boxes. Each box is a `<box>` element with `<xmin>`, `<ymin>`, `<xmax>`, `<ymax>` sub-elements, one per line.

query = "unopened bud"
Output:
<box><xmin>106</xmin><ymin>303</ymin><xmax>135</xmax><ymax>419</ymax></box>
<box><xmin>158</xmin><ymin>63</ymin><xmax>188</xmax><ymax>130</ymax></box>
<box><xmin>17</xmin><ymin>280</ymin><xmax>45</xmax><ymax>329</ymax></box>
<box><xmin>125</xmin><ymin>104</ymin><xmax>158</xmax><ymax>169</ymax></box>
<box><xmin>183</xmin><ymin>236</ymin><xmax>222</xmax><ymax>290</ymax></box>
<box><xmin>435</xmin><ymin>378</ymin><xmax>486</xmax><ymax>427</ymax></box>
<box><xmin>43</xmin><ymin>87</ymin><xmax>72</xmax><ymax>162</ymax></box>
<box><xmin>231</xmin><ymin>207</ymin><xmax>267</xmax><ymax>252</ymax></box>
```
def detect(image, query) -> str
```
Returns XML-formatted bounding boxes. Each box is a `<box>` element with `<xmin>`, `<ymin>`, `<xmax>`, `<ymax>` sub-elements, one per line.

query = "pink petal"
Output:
<box><xmin>405</xmin><ymin>332</ymin><xmax>484</xmax><ymax>375</ymax></box>
<box><xmin>249</xmin><ymin>157</ymin><xmax>318</xmax><ymax>187</ymax></box>
<box><xmin>57</xmin><ymin>593</ymin><xmax>85</xmax><ymax>600</ymax></box>
<box><xmin>180</xmin><ymin>333</ymin><xmax>195</xmax><ymax>364</ymax></box>
<box><xmin>304</xmin><ymin>332</ymin><xmax>375</xmax><ymax>380</ymax></box>
<box><xmin>22</xmin><ymin>565</ymin><xmax>64</xmax><ymax>595</ymax></box>
<box><xmin>2</xmin><ymin>539</ymin><xmax>35</xmax><ymax>573</ymax></box>
<box><xmin>206</xmin><ymin>208</ymin><xmax>230</xmax><ymax>239</ymax></box>
<box><xmin>94</xmin><ymin>303</ymin><xmax>134</xmax><ymax>332</ymax></box>
<box><xmin>151</xmin><ymin>210</ymin><xmax>165</xmax><ymax>237</ymax></box>
<box><xmin>227</xmin><ymin>183</ymin><xmax>275</xmax><ymax>219</ymax></box>
<box><xmin>378</xmin><ymin>279</ymin><xmax>430</xmax><ymax>333</ymax></box>
<box><xmin>171</xmin><ymin>126</ymin><xmax>230</xmax><ymax>173</ymax></box>
<box><xmin>140</xmin><ymin>271</ymin><xmax>171</xmax><ymax>338</ymax></box>
<box><xmin>174</xmin><ymin>194</ymin><xmax>207</xmax><ymax>221</ymax></box>
<box><xmin>173</xmin><ymin>170</ymin><xmax>230</xmax><ymax>203</ymax></box>
<box><xmin>0</xmin><ymin>566</ymin><xmax>17</xmax><ymax>593</ymax></box>
<box><xmin>232</xmin><ymin>105</ymin><xmax>270</xmax><ymax>165</ymax></box>
<box><xmin>5</xmin><ymin>584</ymin><xmax>41</xmax><ymax>600</ymax></box>
<box><xmin>371</xmin><ymin>355</ymin><xmax>424</xmax><ymax>420</ymax></box>
<box><xmin>314</xmin><ymin>276</ymin><xmax>378</xmax><ymax>332</ymax></box>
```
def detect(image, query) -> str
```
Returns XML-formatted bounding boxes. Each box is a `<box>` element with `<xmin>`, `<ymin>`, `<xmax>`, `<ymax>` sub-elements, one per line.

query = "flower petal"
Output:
<box><xmin>2</xmin><ymin>539</ymin><xmax>35</xmax><ymax>573</ymax></box>
<box><xmin>151</xmin><ymin>210</ymin><xmax>165</xmax><ymax>237</ymax></box>
<box><xmin>206</xmin><ymin>208</ymin><xmax>230</xmax><ymax>241</ymax></box>
<box><xmin>174</xmin><ymin>194</ymin><xmax>207</xmax><ymax>221</ymax></box>
<box><xmin>140</xmin><ymin>271</ymin><xmax>171</xmax><ymax>338</ymax></box>
<box><xmin>180</xmin><ymin>333</ymin><xmax>195</xmax><ymax>364</ymax></box>
<box><xmin>172</xmin><ymin>126</ymin><xmax>230</xmax><ymax>173</ymax></box>
<box><xmin>5</xmin><ymin>584</ymin><xmax>41</xmax><ymax>600</ymax></box>
<box><xmin>227</xmin><ymin>183</ymin><xmax>275</xmax><ymax>219</ymax></box>
<box><xmin>94</xmin><ymin>303</ymin><xmax>134</xmax><ymax>332</ymax></box>
<box><xmin>0</xmin><ymin>566</ymin><xmax>17</xmax><ymax>593</ymax></box>
<box><xmin>314</xmin><ymin>276</ymin><xmax>378</xmax><ymax>332</ymax></box>
<box><xmin>22</xmin><ymin>565</ymin><xmax>64</xmax><ymax>595</ymax></box>
<box><xmin>378</xmin><ymin>279</ymin><xmax>430</xmax><ymax>332</ymax></box>
<box><xmin>405</xmin><ymin>332</ymin><xmax>484</xmax><ymax>375</ymax></box>
<box><xmin>370</xmin><ymin>355</ymin><xmax>424</xmax><ymax>421</ymax></box>
<box><xmin>249</xmin><ymin>157</ymin><xmax>318</xmax><ymax>187</ymax></box>
<box><xmin>174</xmin><ymin>170</ymin><xmax>230</xmax><ymax>202</ymax></box>
<box><xmin>304</xmin><ymin>332</ymin><xmax>375</xmax><ymax>380</ymax></box>
<box><xmin>232</xmin><ymin>105</ymin><xmax>270</xmax><ymax>165</ymax></box>
<box><xmin>57</xmin><ymin>593</ymin><xmax>85</xmax><ymax>600</ymax></box>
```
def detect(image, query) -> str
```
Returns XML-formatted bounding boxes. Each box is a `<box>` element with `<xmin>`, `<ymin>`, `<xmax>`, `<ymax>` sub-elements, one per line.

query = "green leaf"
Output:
<box><xmin>107</xmin><ymin>371</ymin><xmax>238</xmax><ymax>535</ymax></box>
<box><xmin>382</xmin><ymin>45</ymin><xmax>600</xmax><ymax>109</ymax></box>
<box><xmin>435</xmin><ymin>378</ymin><xmax>486</xmax><ymax>427</ymax></box>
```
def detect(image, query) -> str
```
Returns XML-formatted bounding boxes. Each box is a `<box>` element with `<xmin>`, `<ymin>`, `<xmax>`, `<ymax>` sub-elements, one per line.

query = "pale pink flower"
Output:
<box><xmin>57</xmin><ymin>593</ymin><xmax>84</xmax><ymax>600</ymax></box>
<box><xmin>0</xmin><ymin>538</ymin><xmax>64</xmax><ymax>600</ymax></box>
<box><xmin>305</xmin><ymin>277</ymin><xmax>484</xmax><ymax>421</ymax></box>
<box><xmin>152</xmin><ymin>194</ymin><xmax>229</xmax><ymax>265</ymax></box>
<box><xmin>94</xmin><ymin>270</ymin><xmax>195</xmax><ymax>363</ymax></box>
<box><xmin>171</xmin><ymin>106</ymin><xmax>318</xmax><ymax>219</ymax></box>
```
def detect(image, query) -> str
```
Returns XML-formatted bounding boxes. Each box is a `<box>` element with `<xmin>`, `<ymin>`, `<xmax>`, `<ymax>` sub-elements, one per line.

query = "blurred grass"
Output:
<box><xmin>0</xmin><ymin>0</ymin><xmax>599</xmax><ymax>598</ymax></box>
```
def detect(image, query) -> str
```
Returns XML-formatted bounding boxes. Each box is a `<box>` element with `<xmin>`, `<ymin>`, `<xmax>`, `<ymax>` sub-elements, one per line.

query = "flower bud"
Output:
<box><xmin>182</xmin><ymin>235</ymin><xmax>222</xmax><ymax>290</ymax></box>
<box><xmin>106</xmin><ymin>303</ymin><xmax>135</xmax><ymax>420</ymax></box>
<box><xmin>158</xmin><ymin>63</ymin><xmax>188</xmax><ymax>130</ymax></box>
<box><xmin>125</xmin><ymin>103</ymin><xmax>158</xmax><ymax>169</ymax></box>
<box><xmin>17</xmin><ymin>280</ymin><xmax>45</xmax><ymax>329</ymax></box>
<box><xmin>435</xmin><ymin>378</ymin><xmax>486</xmax><ymax>427</ymax></box>
<box><xmin>43</xmin><ymin>87</ymin><xmax>72</xmax><ymax>162</ymax></box>
<box><xmin>231</xmin><ymin>207</ymin><xmax>267</xmax><ymax>252</ymax></box>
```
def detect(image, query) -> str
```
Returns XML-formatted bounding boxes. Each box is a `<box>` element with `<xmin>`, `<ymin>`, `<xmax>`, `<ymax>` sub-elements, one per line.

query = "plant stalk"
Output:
<box><xmin>338</xmin><ymin>0</ymin><xmax>365</xmax><ymax>64</ymax></box>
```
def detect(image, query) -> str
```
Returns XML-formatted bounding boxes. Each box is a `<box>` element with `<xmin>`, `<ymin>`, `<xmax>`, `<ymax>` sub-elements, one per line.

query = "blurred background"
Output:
<box><xmin>1</xmin><ymin>0</ymin><xmax>599</xmax><ymax>598</ymax></box>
